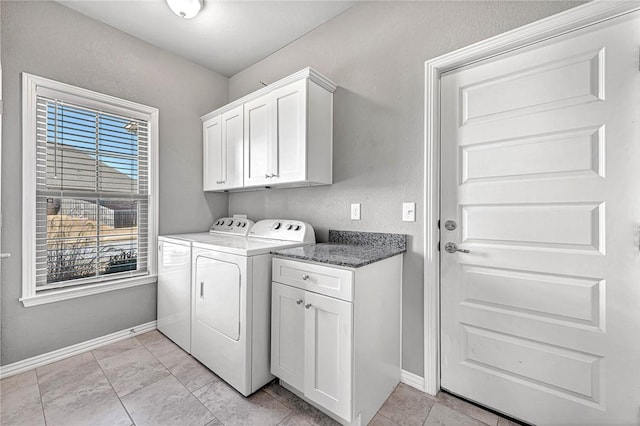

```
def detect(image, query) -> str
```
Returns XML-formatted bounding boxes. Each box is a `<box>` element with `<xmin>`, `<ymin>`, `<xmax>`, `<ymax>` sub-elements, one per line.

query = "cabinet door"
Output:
<box><xmin>244</xmin><ymin>94</ymin><xmax>271</xmax><ymax>186</ymax></box>
<box><xmin>304</xmin><ymin>291</ymin><xmax>352</xmax><ymax>421</ymax></box>
<box><xmin>203</xmin><ymin>115</ymin><xmax>222</xmax><ymax>191</ymax></box>
<box><xmin>271</xmin><ymin>282</ymin><xmax>305</xmax><ymax>392</ymax></box>
<box><xmin>221</xmin><ymin>106</ymin><xmax>243</xmax><ymax>189</ymax></box>
<box><xmin>270</xmin><ymin>79</ymin><xmax>307</xmax><ymax>184</ymax></box>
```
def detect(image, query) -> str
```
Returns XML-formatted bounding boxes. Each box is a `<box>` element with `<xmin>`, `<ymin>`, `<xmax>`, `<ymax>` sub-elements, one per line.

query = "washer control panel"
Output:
<box><xmin>209</xmin><ymin>217</ymin><xmax>255</xmax><ymax>235</ymax></box>
<box><xmin>249</xmin><ymin>219</ymin><xmax>315</xmax><ymax>243</ymax></box>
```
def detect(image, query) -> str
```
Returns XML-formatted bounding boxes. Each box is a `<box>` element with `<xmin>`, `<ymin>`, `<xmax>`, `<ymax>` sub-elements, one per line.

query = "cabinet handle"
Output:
<box><xmin>200</xmin><ymin>281</ymin><xmax>204</xmax><ymax>298</ymax></box>
<box><xmin>305</xmin><ymin>303</ymin><xmax>312</xmax><ymax>309</ymax></box>
<box><xmin>265</xmin><ymin>174</ymin><xmax>271</xmax><ymax>179</ymax></box>
<box><xmin>296</xmin><ymin>299</ymin><xmax>303</xmax><ymax>305</ymax></box>
<box><xmin>272</xmin><ymin>174</ymin><xmax>279</xmax><ymax>178</ymax></box>
<box><xmin>302</xmin><ymin>274</ymin><xmax>309</xmax><ymax>280</ymax></box>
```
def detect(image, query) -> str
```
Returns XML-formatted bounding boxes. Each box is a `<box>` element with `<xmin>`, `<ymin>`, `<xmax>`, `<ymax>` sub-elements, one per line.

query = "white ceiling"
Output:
<box><xmin>58</xmin><ymin>0</ymin><xmax>355</xmax><ymax>77</ymax></box>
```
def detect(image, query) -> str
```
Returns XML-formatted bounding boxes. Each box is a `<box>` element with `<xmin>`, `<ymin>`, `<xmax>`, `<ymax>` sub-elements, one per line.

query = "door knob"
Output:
<box><xmin>305</xmin><ymin>303</ymin><xmax>312</xmax><ymax>309</ymax></box>
<box><xmin>296</xmin><ymin>299</ymin><xmax>303</xmax><ymax>305</ymax></box>
<box><xmin>302</xmin><ymin>274</ymin><xmax>309</xmax><ymax>280</ymax></box>
<box><xmin>444</xmin><ymin>242</ymin><xmax>470</xmax><ymax>254</ymax></box>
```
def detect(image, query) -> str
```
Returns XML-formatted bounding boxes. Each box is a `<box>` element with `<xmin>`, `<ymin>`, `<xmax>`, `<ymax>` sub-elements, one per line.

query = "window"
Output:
<box><xmin>22</xmin><ymin>74</ymin><xmax>158</xmax><ymax>306</ymax></box>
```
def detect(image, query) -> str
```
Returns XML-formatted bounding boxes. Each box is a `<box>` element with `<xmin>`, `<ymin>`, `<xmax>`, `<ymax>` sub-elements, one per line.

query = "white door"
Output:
<box><xmin>202</xmin><ymin>115</ymin><xmax>222</xmax><ymax>191</ymax></box>
<box><xmin>271</xmin><ymin>79</ymin><xmax>307</xmax><ymax>184</ymax></box>
<box><xmin>244</xmin><ymin>94</ymin><xmax>271</xmax><ymax>186</ymax></box>
<box><xmin>440</xmin><ymin>12</ymin><xmax>640</xmax><ymax>425</ymax></box>
<box><xmin>271</xmin><ymin>282</ymin><xmax>305</xmax><ymax>391</ymax></box>
<box><xmin>304</xmin><ymin>291</ymin><xmax>352</xmax><ymax>422</ymax></box>
<box><xmin>221</xmin><ymin>106</ymin><xmax>244</xmax><ymax>189</ymax></box>
<box><xmin>0</xmin><ymin>66</ymin><xmax>6</xmax><ymax>313</ymax></box>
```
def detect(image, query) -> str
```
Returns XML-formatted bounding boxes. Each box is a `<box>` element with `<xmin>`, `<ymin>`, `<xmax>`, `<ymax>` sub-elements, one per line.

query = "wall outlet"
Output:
<box><xmin>402</xmin><ymin>203</ymin><xmax>416</xmax><ymax>222</ymax></box>
<box><xmin>351</xmin><ymin>203</ymin><xmax>361</xmax><ymax>220</ymax></box>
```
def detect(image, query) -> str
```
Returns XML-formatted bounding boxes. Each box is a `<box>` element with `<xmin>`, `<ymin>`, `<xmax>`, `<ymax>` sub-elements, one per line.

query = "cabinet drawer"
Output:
<box><xmin>272</xmin><ymin>258</ymin><xmax>353</xmax><ymax>302</ymax></box>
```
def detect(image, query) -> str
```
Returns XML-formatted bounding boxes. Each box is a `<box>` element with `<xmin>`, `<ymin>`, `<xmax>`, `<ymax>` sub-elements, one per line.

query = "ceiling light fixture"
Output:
<box><xmin>167</xmin><ymin>0</ymin><xmax>203</xmax><ymax>19</ymax></box>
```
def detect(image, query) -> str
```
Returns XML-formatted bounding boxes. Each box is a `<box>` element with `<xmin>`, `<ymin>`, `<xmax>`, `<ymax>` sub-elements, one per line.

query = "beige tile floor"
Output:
<box><xmin>0</xmin><ymin>330</ymin><xmax>520</xmax><ymax>426</ymax></box>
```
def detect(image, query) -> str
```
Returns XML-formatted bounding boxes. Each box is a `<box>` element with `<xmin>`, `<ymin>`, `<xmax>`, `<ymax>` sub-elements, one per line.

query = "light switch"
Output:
<box><xmin>403</xmin><ymin>203</ymin><xmax>416</xmax><ymax>222</ymax></box>
<box><xmin>351</xmin><ymin>203</ymin><xmax>361</xmax><ymax>220</ymax></box>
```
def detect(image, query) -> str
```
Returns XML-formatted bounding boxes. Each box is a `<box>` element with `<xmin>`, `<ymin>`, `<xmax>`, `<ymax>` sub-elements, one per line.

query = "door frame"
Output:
<box><xmin>422</xmin><ymin>0</ymin><xmax>640</xmax><ymax>396</ymax></box>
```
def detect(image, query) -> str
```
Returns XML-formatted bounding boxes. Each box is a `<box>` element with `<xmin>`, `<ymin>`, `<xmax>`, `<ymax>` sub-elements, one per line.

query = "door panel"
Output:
<box><xmin>440</xmin><ymin>12</ymin><xmax>640</xmax><ymax>425</ymax></box>
<box><xmin>271</xmin><ymin>79</ymin><xmax>307</xmax><ymax>183</ymax></box>
<box><xmin>244</xmin><ymin>95</ymin><xmax>270</xmax><ymax>186</ymax></box>
<box><xmin>221</xmin><ymin>106</ymin><xmax>243</xmax><ymax>189</ymax></box>
<box><xmin>194</xmin><ymin>255</ymin><xmax>241</xmax><ymax>341</ymax></box>
<box><xmin>304</xmin><ymin>291</ymin><xmax>352</xmax><ymax>422</ymax></box>
<box><xmin>203</xmin><ymin>116</ymin><xmax>222</xmax><ymax>190</ymax></box>
<box><xmin>271</xmin><ymin>282</ymin><xmax>305</xmax><ymax>391</ymax></box>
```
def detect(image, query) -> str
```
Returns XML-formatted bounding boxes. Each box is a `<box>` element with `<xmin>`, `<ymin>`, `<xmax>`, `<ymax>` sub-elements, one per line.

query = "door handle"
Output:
<box><xmin>0</xmin><ymin>253</ymin><xmax>10</xmax><ymax>259</ymax></box>
<box><xmin>305</xmin><ymin>303</ymin><xmax>312</xmax><ymax>309</ymax></box>
<box><xmin>200</xmin><ymin>281</ymin><xmax>204</xmax><ymax>298</ymax></box>
<box><xmin>444</xmin><ymin>242</ymin><xmax>470</xmax><ymax>254</ymax></box>
<box><xmin>296</xmin><ymin>299</ymin><xmax>304</xmax><ymax>305</ymax></box>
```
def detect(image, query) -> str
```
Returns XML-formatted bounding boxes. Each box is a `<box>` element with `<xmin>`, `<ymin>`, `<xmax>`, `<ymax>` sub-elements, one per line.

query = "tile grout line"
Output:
<box><xmin>33</xmin><ymin>368</ymin><xmax>48</xmax><ymax>426</ymax></box>
<box><xmin>135</xmin><ymin>334</ymin><xmax>221</xmax><ymax>426</ymax></box>
<box><xmin>376</xmin><ymin>411</ymin><xmax>401</xmax><ymax>425</ymax></box>
<box><xmin>188</xmin><ymin>378</ymin><xmax>220</xmax><ymax>426</ymax></box>
<box><xmin>89</xmin><ymin>349</ymin><xmax>136</xmax><ymax>426</ymax></box>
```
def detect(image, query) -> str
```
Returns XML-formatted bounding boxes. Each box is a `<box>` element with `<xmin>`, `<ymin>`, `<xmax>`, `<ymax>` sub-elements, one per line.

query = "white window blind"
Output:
<box><xmin>35</xmin><ymin>96</ymin><xmax>150</xmax><ymax>291</ymax></box>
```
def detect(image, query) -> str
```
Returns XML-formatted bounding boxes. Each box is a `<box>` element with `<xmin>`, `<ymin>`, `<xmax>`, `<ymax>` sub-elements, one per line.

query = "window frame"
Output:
<box><xmin>21</xmin><ymin>73</ymin><xmax>159</xmax><ymax>307</ymax></box>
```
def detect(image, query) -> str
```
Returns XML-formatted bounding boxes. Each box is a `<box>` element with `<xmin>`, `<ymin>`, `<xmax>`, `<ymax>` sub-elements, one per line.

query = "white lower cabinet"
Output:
<box><xmin>271</xmin><ymin>256</ymin><xmax>402</xmax><ymax>426</ymax></box>
<box><xmin>303</xmin><ymin>290</ymin><xmax>353</xmax><ymax>421</ymax></box>
<box><xmin>271</xmin><ymin>282</ymin><xmax>305</xmax><ymax>390</ymax></box>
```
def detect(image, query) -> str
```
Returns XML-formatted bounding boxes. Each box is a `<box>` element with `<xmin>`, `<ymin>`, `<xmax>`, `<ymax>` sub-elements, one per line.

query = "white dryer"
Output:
<box><xmin>157</xmin><ymin>217</ymin><xmax>254</xmax><ymax>353</ymax></box>
<box><xmin>190</xmin><ymin>219</ymin><xmax>315</xmax><ymax>396</ymax></box>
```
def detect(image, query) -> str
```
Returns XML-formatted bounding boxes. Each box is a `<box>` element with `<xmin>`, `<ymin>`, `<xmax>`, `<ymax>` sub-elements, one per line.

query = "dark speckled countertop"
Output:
<box><xmin>272</xmin><ymin>230</ymin><xmax>407</xmax><ymax>268</ymax></box>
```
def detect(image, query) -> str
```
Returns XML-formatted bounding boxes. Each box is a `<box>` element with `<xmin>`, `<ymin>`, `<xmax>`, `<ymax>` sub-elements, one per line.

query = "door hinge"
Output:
<box><xmin>437</xmin><ymin>241</ymin><xmax>440</xmax><ymax>251</ymax></box>
<box><xmin>437</xmin><ymin>219</ymin><xmax>440</xmax><ymax>229</ymax></box>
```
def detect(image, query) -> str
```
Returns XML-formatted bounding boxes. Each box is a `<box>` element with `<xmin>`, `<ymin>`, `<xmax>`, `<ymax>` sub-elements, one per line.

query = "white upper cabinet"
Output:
<box><xmin>202</xmin><ymin>68</ymin><xmax>336</xmax><ymax>192</ymax></box>
<box><xmin>203</xmin><ymin>105</ymin><xmax>243</xmax><ymax>191</ymax></box>
<box><xmin>269</xmin><ymin>79</ymin><xmax>307</xmax><ymax>184</ymax></box>
<box><xmin>203</xmin><ymin>115</ymin><xmax>222</xmax><ymax>191</ymax></box>
<box><xmin>244</xmin><ymin>94</ymin><xmax>271</xmax><ymax>186</ymax></box>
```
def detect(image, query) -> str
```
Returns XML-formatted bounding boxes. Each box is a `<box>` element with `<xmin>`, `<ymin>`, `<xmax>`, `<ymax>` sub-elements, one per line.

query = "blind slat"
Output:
<box><xmin>36</xmin><ymin>95</ymin><xmax>150</xmax><ymax>289</ymax></box>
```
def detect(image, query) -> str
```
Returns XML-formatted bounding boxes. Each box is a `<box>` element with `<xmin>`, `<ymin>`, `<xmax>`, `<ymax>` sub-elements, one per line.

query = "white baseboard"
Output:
<box><xmin>0</xmin><ymin>321</ymin><xmax>157</xmax><ymax>379</ymax></box>
<box><xmin>401</xmin><ymin>369</ymin><xmax>426</xmax><ymax>392</ymax></box>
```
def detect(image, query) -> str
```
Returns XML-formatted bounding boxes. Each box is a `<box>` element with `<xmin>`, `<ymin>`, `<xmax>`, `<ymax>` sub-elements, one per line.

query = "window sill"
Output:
<box><xmin>20</xmin><ymin>274</ymin><xmax>157</xmax><ymax>307</ymax></box>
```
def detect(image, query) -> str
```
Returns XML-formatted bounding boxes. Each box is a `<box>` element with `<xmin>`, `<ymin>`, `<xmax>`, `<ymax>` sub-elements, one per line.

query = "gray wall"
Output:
<box><xmin>0</xmin><ymin>1</ymin><xmax>228</xmax><ymax>365</ymax></box>
<box><xmin>228</xmin><ymin>1</ymin><xmax>582</xmax><ymax>376</ymax></box>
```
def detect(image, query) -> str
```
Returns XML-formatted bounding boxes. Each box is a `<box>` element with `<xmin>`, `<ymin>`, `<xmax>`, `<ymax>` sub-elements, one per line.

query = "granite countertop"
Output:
<box><xmin>272</xmin><ymin>230</ymin><xmax>407</xmax><ymax>268</ymax></box>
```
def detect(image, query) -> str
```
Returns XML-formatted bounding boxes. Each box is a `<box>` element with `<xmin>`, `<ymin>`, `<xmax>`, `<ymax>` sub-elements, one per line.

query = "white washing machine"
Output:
<box><xmin>190</xmin><ymin>219</ymin><xmax>315</xmax><ymax>396</ymax></box>
<box><xmin>157</xmin><ymin>217</ymin><xmax>254</xmax><ymax>353</ymax></box>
